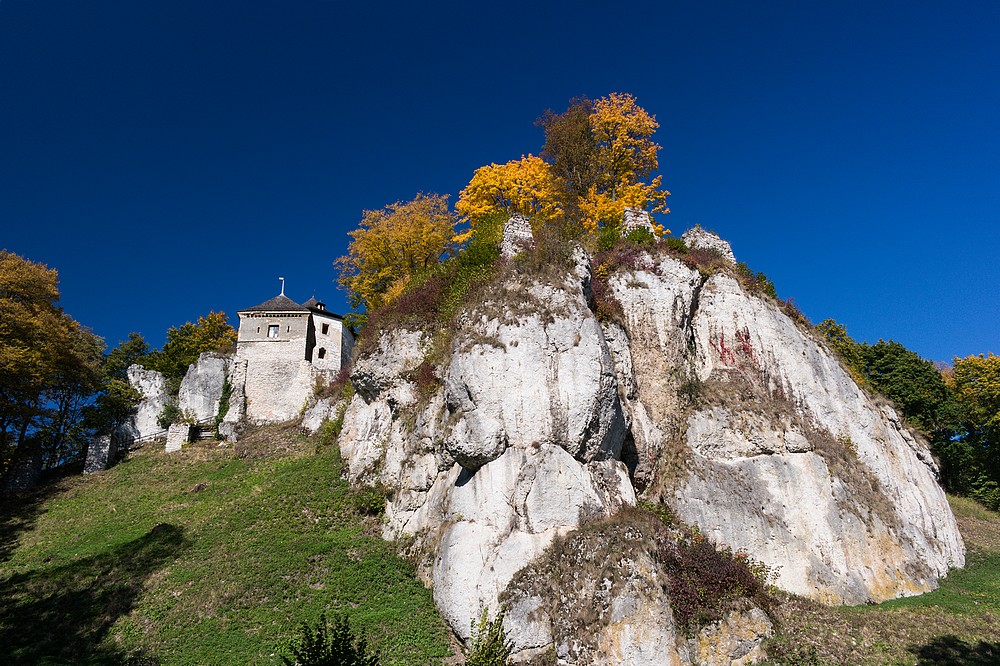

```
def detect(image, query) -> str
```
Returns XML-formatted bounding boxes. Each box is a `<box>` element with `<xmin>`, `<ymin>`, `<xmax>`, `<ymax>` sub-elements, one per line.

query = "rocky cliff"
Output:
<box><xmin>325</xmin><ymin>232</ymin><xmax>963</xmax><ymax>663</ymax></box>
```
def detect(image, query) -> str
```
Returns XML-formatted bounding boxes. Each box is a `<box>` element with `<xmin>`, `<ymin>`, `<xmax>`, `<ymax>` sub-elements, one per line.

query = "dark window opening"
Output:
<box><xmin>318</xmin><ymin>348</ymin><xmax>327</xmax><ymax>359</ymax></box>
<box><xmin>321</xmin><ymin>323</ymin><xmax>330</xmax><ymax>335</ymax></box>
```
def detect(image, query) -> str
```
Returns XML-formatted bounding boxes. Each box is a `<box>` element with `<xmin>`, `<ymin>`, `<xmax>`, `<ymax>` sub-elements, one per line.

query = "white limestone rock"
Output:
<box><xmin>682</xmin><ymin>226</ymin><xmax>736</xmax><ymax>263</ymax></box>
<box><xmin>178</xmin><ymin>352</ymin><xmax>230</xmax><ymax>422</ymax></box>
<box><xmin>622</xmin><ymin>207</ymin><xmax>657</xmax><ymax>236</ymax></box>
<box><xmin>662</xmin><ymin>272</ymin><xmax>965</xmax><ymax>603</ymax></box>
<box><xmin>334</xmin><ymin>236</ymin><xmax>965</xmax><ymax>659</ymax></box>
<box><xmin>219</xmin><ymin>358</ymin><xmax>247</xmax><ymax>441</ymax></box>
<box><xmin>502</xmin><ymin>515</ymin><xmax>772</xmax><ymax>665</ymax></box>
<box><xmin>444</xmin><ymin>280</ymin><xmax>627</xmax><ymax>469</ymax></box>
<box><xmin>606</xmin><ymin>259</ymin><xmax>964</xmax><ymax>605</ymax></box>
<box><xmin>432</xmin><ymin>445</ymin><xmax>635</xmax><ymax>643</ymax></box>
<box><xmin>126</xmin><ymin>364</ymin><xmax>169</xmax><ymax>440</ymax></box>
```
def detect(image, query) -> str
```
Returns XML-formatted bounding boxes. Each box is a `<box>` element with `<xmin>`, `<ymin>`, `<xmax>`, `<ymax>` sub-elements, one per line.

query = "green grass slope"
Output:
<box><xmin>0</xmin><ymin>427</ymin><xmax>452</xmax><ymax>665</ymax></box>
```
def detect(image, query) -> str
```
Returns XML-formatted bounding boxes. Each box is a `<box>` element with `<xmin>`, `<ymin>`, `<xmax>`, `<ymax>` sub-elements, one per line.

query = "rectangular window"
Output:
<box><xmin>268</xmin><ymin>324</ymin><xmax>279</xmax><ymax>338</ymax></box>
<box><xmin>321</xmin><ymin>323</ymin><xmax>329</xmax><ymax>335</ymax></box>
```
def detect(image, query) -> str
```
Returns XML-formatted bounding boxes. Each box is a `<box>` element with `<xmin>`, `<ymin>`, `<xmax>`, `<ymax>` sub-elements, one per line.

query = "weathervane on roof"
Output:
<box><xmin>279</xmin><ymin>276</ymin><xmax>285</xmax><ymax>296</ymax></box>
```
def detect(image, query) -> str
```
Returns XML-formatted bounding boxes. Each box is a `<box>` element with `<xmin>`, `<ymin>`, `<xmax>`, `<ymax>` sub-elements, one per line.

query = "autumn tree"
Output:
<box><xmin>538</xmin><ymin>93</ymin><xmax>670</xmax><ymax>232</ymax></box>
<box><xmin>336</xmin><ymin>193</ymin><xmax>457</xmax><ymax>323</ymax></box>
<box><xmin>454</xmin><ymin>155</ymin><xmax>569</xmax><ymax>238</ymax></box>
<box><xmin>0</xmin><ymin>251</ymin><xmax>103</xmax><ymax>477</ymax></box>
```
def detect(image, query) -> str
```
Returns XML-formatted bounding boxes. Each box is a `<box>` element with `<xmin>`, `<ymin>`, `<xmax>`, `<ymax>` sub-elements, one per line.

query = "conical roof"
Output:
<box><xmin>240</xmin><ymin>293</ymin><xmax>307</xmax><ymax>313</ymax></box>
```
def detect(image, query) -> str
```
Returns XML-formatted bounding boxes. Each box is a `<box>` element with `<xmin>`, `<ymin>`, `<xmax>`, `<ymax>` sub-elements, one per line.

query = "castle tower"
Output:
<box><xmin>234</xmin><ymin>289</ymin><xmax>354</xmax><ymax>422</ymax></box>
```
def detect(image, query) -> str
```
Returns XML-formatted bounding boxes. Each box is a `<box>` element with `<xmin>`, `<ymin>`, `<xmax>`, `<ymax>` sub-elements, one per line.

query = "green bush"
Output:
<box><xmin>664</xmin><ymin>236</ymin><xmax>688</xmax><ymax>254</ymax></box>
<box><xmin>465</xmin><ymin>608</ymin><xmax>513</xmax><ymax>666</ymax></box>
<box><xmin>623</xmin><ymin>226</ymin><xmax>656</xmax><ymax>246</ymax></box>
<box><xmin>156</xmin><ymin>400</ymin><xmax>180</xmax><ymax>430</ymax></box>
<box><xmin>281</xmin><ymin>613</ymin><xmax>380</xmax><ymax>666</ymax></box>
<box><xmin>597</xmin><ymin>224</ymin><xmax>620</xmax><ymax>251</ymax></box>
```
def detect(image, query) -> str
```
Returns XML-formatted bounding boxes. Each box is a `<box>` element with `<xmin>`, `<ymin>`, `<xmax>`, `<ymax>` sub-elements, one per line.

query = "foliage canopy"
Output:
<box><xmin>0</xmin><ymin>250</ymin><xmax>104</xmax><ymax>474</ymax></box>
<box><xmin>335</xmin><ymin>193</ymin><xmax>456</xmax><ymax>325</ymax></box>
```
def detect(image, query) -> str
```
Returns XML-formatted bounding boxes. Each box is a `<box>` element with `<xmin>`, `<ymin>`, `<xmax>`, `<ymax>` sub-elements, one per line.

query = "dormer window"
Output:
<box><xmin>268</xmin><ymin>324</ymin><xmax>279</xmax><ymax>338</ymax></box>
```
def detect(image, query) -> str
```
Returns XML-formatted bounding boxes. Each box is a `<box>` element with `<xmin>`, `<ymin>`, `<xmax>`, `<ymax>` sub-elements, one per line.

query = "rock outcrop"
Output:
<box><xmin>330</xmin><ymin>229</ymin><xmax>965</xmax><ymax>661</ymax></box>
<box><xmin>178</xmin><ymin>353</ymin><xmax>230</xmax><ymax>423</ymax></box>
<box><xmin>682</xmin><ymin>226</ymin><xmax>735</xmax><ymax>263</ymax></box>
<box><xmin>126</xmin><ymin>364</ymin><xmax>169</xmax><ymax>440</ymax></box>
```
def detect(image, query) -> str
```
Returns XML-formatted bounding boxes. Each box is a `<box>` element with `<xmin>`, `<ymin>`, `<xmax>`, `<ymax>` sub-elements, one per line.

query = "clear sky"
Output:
<box><xmin>2</xmin><ymin>0</ymin><xmax>997</xmax><ymax>364</ymax></box>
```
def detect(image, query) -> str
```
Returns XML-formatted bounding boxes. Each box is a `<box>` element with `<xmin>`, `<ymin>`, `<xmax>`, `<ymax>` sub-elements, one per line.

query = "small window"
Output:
<box><xmin>286</xmin><ymin>325</ymin><xmax>290</xmax><ymax>332</ymax></box>
<box><xmin>317</xmin><ymin>348</ymin><xmax>327</xmax><ymax>359</ymax></box>
<box><xmin>257</xmin><ymin>326</ymin><xmax>260</xmax><ymax>334</ymax></box>
<box><xmin>321</xmin><ymin>323</ymin><xmax>330</xmax><ymax>335</ymax></box>
<box><xmin>268</xmin><ymin>324</ymin><xmax>279</xmax><ymax>338</ymax></box>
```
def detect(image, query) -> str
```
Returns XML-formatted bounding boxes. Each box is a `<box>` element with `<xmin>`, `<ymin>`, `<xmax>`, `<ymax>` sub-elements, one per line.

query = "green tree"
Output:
<box><xmin>85</xmin><ymin>333</ymin><xmax>149</xmax><ymax>441</ymax></box>
<box><xmin>950</xmin><ymin>353</ymin><xmax>1000</xmax><ymax>509</ymax></box>
<box><xmin>143</xmin><ymin>312</ymin><xmax>236</xmax><ymax>389</ymax></box>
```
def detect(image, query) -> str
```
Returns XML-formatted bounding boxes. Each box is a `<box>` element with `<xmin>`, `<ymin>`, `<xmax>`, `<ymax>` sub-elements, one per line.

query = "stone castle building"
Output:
<box><xmin>231</xmin><ymin>290</ymin><xmax>354</xmax><ymax>423</ymax></box>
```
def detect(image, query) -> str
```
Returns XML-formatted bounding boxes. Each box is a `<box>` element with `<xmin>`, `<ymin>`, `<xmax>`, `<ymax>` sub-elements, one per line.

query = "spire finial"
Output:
<box><xmin>279</xmin><ymin>276</ymin><xmax>285</xmax><ymax>296</ymax></box>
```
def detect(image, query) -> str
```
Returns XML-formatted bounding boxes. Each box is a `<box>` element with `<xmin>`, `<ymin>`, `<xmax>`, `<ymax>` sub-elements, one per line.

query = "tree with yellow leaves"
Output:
<box><xmin>0</xmin><ymin>250</ymin><xmax>103</xmax><ymax>478</ymax></box>
<box><xmin>336</xmin><ymin>193</ymin><xmax>456</xmax><ymax>320</ymax></box>
<box><xmin>538</xmin><ymin>93</ymin><xmax>669</xmax><ymax>232</ymax></box>
<box><xmin>454</xmin><ymin>155</ymin><xmax>569</xmax><ymax>239</ymax></box>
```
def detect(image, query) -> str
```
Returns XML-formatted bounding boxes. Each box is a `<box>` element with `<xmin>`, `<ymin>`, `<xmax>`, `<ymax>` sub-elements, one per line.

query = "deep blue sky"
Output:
<box><xmin>2</xmin><ymin>0</ymin><xmax>997</xmax><ymax>363</ymax></box>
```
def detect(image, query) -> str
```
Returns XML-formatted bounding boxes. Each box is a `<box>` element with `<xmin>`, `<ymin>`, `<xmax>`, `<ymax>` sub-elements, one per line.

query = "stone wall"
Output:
<box><xmin>501</xmin><ymin>214</ymin><xmax>534</xmax><ymax>258</ymax></box>
<box><xmin>166</xmin><ymin>423</ymin><xmax>191</xmax><ymax>452</ymax></box>
<box><xmin>0</xmin><ymin>450</ymin><xmax>42</xmax><ymax>495</ymax></box>
<box><xmin>84</xmin><ymin>435</ymin><xmax>112</xmax><ymax>474</ymax></box>
<box><xmin>309</xmin><ymin>313</ymin><xmax>352</xmax><ymax>373</ymax></box>
<box><xmin>243</xmin><ymin>358</ymin><xmax>321</xmax><ymax>423</ymax></box>
<box><xmin>236</xmin><ymin>312</ymin><xmax>311</xmax><ymax>362</ymax></box>
<box><xmin>622</xmin><ymin>207</ymin><xmax>656</xmax><ymax>235</ymax></box>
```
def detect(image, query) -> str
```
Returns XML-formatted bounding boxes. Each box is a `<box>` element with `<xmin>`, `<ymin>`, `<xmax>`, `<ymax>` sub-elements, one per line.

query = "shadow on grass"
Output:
<box><xmin>0</xmin><ymin>522</ymin><xmax>187</xmax><ymax>665</ymax></box>
<box><xmin>0</xmin><ymin>474</ymin><xmax>74</xmax><ymax>564</ymax></box>
<box><xmin>911</xmin><ymin>635</ymin><xmax>1000</xmax><ymax>665</ymax></box>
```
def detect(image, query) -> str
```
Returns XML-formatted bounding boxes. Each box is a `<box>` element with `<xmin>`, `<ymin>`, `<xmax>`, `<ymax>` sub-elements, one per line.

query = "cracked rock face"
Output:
<box><xmin>613</xmin><ymin>261</ymin><xmax>964</xmax><ymax>604</ymax></box>
<box><xmin>126</xmin><ymin>364</ymin><xmax>169</xmax><ymax>440</ymax></box>
<box><xmin>335</xmin><ymin>237</ymin><xmax>964</xmax><ymax>662</ymax></box>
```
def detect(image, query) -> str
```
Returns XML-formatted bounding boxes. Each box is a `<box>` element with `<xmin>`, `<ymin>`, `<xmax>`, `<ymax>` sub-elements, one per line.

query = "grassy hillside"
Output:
<box><xmin>3</xmin><ymin>423</ymin><xmax>999</xmax><ymax>665</ymax></box>
<box><xmin>0</xmin><ymin>426</ymin><xmax>453</xmax><ymax>665</ymax></box>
